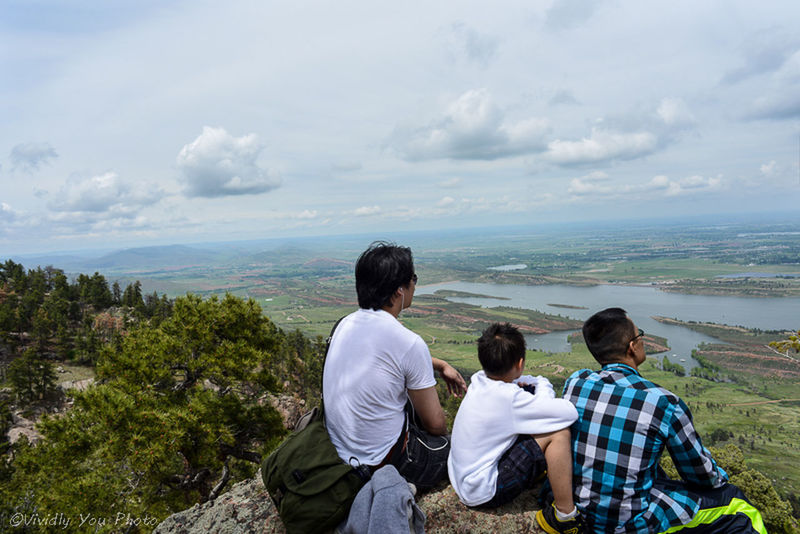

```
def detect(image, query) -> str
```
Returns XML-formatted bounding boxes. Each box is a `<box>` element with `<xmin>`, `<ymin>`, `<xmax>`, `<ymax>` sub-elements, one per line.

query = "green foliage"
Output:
<box><xmin>706</xmin><ymin>427</ymin><xmax>734</xmax><ymax>445</ymax></box>
<box><xmin>713</xmin><ymin>445</ymin><xmax>799</xmax><ymax>534</ymax></box>
<box><xmin>770</xmin><ymin>330</ymin><xmax>800</xmax><ymax>354</ymax></box>
<box><xmin>7</xmin><ymin>348</ymin><xmax>58</xmax><ymax>405</ymax></box>
<box><xmin>659</xmin><ymin>357</ymin><xmax>686</xmax><ymax>376</ymax></box>
<box><xmin>121</xmin><ymin>281</ymin><xmax>144</xmax><ymax>311</ymax></box>
<box><xmin>2</xmin><ymin>293</ymin><xmax>290</xmax><ymax>532</ymax></box>
<box><xmin>0</xmin><ymin>395</ymin><xmax>11</xmax><ymax>454</ymax></box>
<box><xmin>0</xmin><ymin>260</ymin><xmax>172</xmax><ymax>372</ymax></box>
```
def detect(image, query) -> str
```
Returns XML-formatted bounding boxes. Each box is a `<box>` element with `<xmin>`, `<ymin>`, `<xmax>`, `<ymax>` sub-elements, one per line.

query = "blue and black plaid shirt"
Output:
<box><xmin>563</xmin><ymin>363</ymin><xmax>727</xmax><ymax>534</ymax></box>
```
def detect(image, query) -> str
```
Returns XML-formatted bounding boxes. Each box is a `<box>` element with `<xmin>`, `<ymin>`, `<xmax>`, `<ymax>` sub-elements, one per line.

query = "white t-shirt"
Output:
<box><xmin>448</xmin><ymin>371</ymin><xmax>578</xmax><ymax>506</ymax></box>
<box><xmin>323</xmin><ymin>308</ymin><xmax>437</xmax><ymax>466</ymax></box>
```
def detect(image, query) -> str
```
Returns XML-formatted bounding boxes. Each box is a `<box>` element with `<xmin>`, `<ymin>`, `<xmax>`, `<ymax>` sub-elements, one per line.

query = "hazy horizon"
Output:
<box><xmin>2</xmin><ymin>1</ymin><xmax>800</xmax><ymax>255</ymax></box>
<box><xmin>6</xmin><ymin>209</ymin><xmax>799</xmax><ymax>261</ymax></box>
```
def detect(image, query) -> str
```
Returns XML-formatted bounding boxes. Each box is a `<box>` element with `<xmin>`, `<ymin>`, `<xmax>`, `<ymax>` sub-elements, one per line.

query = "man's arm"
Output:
<box><xmin>407</xmin><ymin>386</ymin><xmax>448</xmax><ymax>435</ymax></box>
<box><xmin>666</xmin><ymin>398</ymin><xmax>728</xmax><ymax>488</ymax></box>
<box><xmin>431</xmin><ymin>357</ymin><xmax>467</xmax><ymax>397</ymax></box>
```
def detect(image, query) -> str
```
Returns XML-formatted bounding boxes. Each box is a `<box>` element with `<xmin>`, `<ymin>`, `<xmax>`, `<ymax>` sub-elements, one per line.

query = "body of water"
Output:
<box><xmin>418</xmin><ymin>281</ymin><xmax>800</xmax><ymax>370</ymax></box>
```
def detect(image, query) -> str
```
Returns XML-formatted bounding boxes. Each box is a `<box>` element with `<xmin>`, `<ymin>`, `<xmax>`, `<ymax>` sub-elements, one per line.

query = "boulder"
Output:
<box><xmin>154</xmin><ymin>472</ymin><xmax>546</xmax><ymax>534</ymax></box>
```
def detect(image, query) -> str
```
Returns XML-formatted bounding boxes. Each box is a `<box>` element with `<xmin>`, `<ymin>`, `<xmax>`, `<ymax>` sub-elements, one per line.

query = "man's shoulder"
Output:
<box><xmin>564</xmin><ymin>368</ymin><xmax>681</xmax><ymax>402</ymax></box>
<box><xmin>628</xmin><ymin>373</ymin><xmax>682</xmax><ymax>402</ymax></box>
<box><xmin>350</xmin><ymin>308</ymin><xmax>427</xmax><ymax>351</ymax></box>
<box><xmin>565</xmin><ymin>368</ymin><xmax>596</xmax><ymax>384</ymax></box>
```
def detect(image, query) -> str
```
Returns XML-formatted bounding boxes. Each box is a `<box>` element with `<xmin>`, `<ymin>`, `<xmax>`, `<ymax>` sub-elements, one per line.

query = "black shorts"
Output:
<box><xmin>480</xmin><ymin>435</ymin><xmax>547</xmax><ymax>508</ymax></box>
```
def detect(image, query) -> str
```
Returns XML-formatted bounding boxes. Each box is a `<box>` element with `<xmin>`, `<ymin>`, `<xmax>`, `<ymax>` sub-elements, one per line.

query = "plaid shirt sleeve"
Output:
<box><xmin>664</xmin><ymin>397</ymin><xmax>728</xmax><ymax>488</ymax></box>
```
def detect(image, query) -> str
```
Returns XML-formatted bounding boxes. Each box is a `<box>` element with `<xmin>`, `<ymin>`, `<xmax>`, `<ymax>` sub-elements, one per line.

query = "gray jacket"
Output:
<box><xmin>337</xmin><ymin>465</ymin><xmax>425</xmax><ymax>534</ymax></box>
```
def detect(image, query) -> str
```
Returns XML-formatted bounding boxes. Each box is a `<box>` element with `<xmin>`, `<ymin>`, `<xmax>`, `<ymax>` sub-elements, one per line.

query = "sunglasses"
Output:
<box><xmin>630</xmin><ymin>328</ymin><xmax>644</xmax><ymax>343</ymax></box>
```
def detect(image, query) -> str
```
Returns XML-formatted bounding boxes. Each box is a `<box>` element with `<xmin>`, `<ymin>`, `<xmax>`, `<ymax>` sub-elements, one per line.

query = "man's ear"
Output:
<box><xmin>625</xmin><ymin>338</ymin><xmax>634</xmax><ymax>356</ymax></box>
<box><xmin>516</xmin><ymin>357</ymin><xmax>525</xmax><ymax>373</ymax></box>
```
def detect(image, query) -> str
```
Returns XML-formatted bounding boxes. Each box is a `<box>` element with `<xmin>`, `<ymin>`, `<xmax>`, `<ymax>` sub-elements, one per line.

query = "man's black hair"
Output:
<box><xmin>355</xmin><ymin>241</ymin><xmax>415</xmax><ymax>311</ymax></box>
<box><xmin>477</xmin><ymin>322</ymin><xmax>526</xmax><ymax>376</ymax></box>
<box><xmin>582</xmin><ymin>307</ymin><xmax>637</xmax><ymax>364</ymax></box>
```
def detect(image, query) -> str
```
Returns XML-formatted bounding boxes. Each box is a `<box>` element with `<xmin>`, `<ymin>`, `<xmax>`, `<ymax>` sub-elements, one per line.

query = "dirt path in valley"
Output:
<box><xmin>727</xmin><ymin>399</ymin><xmax>800</xmax><ymax>407</ymax></box>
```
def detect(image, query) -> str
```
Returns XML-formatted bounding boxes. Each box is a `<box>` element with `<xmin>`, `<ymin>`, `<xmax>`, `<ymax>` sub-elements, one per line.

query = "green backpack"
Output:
<box><xmin>261</xmin><ymin>407</ymin><xmax>369</xmax><ymax>534</ymax></box>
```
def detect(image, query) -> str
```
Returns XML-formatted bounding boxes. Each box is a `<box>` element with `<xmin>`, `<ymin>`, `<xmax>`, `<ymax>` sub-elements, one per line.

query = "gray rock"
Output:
<box><xmin>153</xmin><ymin>473</ymin><xmax>547</xmax><ymax>534</ymax></box>
<box><xmin>153</xmin><ymin>473</ymin><xmax>285</xmax><ymax>534</ymax></box>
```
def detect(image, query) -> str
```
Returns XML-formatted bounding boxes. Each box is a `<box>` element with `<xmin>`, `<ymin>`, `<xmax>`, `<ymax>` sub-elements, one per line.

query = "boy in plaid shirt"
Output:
<box><xmin>564</xmin><ymin>308</ymin><xmax>766</xmax><ymax>534</ymax></box>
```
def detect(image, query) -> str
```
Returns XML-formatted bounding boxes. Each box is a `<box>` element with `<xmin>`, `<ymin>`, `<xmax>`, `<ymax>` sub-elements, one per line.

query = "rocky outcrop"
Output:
<box><xmin>262</xmin><ymin>394</ymin><xmax>307</xmax><ymax>430</ymax></box>
<box><xmin>154</xmin><ymin>471</ymin><xmax>547</xmax><ymax>534</ymax></box>
<box><xmin>7</xmin><ymin>412</ymin><xmax>42</xmax><ymax>444</ymax></box>
<box><xmin>153</xmin><ymin>393</ymin><xmax>547</xmax><ymax>533</ymax></box>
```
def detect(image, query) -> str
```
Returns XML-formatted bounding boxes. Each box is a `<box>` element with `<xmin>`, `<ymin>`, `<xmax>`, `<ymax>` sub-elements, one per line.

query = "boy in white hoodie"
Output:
<box><xmin>448</xmin><ymin>323</ymin><xmax>585</xmax><ymax>534</ymax></box>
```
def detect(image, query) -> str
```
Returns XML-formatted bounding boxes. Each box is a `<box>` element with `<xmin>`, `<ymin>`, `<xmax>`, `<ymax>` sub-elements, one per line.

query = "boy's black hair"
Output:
<box><xmin>477</xmin><ymin>322</ymin><xmax>526</xmax><ymax>376</ymax></box>
<box><xmin>355</xmin><ymin>241</ymin><xmax>415</xmax><ymax>311</ymax></box>
<box><xmin>582</xmin><ymin>307</ymin><xmax>637</xmax><ymax>364</ymax></box>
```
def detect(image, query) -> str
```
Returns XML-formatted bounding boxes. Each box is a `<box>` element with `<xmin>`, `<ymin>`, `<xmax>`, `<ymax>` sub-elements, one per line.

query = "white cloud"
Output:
<box><xmin>745</xmin><ymin>49</ymin><xmax>800</xmax><ymax>119</ymax></box>
<box><xmin>722</xmin><ymin>30</ymin><xmax>799</xmax><ymax>84</ymax></box>
<box><xmin>547</xmin><ymin>98</ymin><xmax>695</xmax><ymax>167</ymax></box>
<box><xmin>657</xmin><ymin>97</ymin><xmax>696</xmax><ymax>128</ymax></box>
<box><xmin>48</xmin><ymin>171</ymin><xmax>162</xmax><ymax>214</ymax></box>
<box><xmin>178</xmin><ymin>126</ymin><xmax>281</xmax><ymax>198</ymax></box>
<box><xmin>1</xmin><ymin>203</ymin><xmax>18</xmax><ymax>225</ymax></box>
<box><xmin>439</xmin><ymin>177</ymin><xmax>463</xmax><ymax>188</ymax></box>
<box><xmin>295</xmin><ymin>209</ymin><xmax>318</xmax><ymax>219</ymax></box>
<box><xmin>437</xmin><ymin>196</ymin><xmax>455</xmax><ymax>207</ymax></box>
<box><xmin>331</xmin><ymin>161</ymin><xmax>363</xmax><ymax>172</ymax></box>
<box><xmin>569</xmin><ymin>173</ymin><xmax>723</xmax><ymax>199</ymax></box>
<box><xmin>567</xmin><ymin>173</ymin><xmax>614</xmax><ymax>196</ymax></box>
<box><xmin>547</xmin><ymin>129</ymin><xmax>657</xmax><ymax>166</ymax></box>
<box><xmin>760</xmin><ymin>160</ymin><xmax>778</xmax><ymax>176</ymax></box>
<box><xmin>661</xmin><ymin>175</ymin><xmax>723</xmax><ymax>196</ymax></box>
<box><xmin>545</xmin><ymin>0</ymin><xmax>604</xmax><ymax>30</ymax></box>
<box><xmin>353</xmin><ymin>205</ymin><xmax>381</xmax><ymax>216</ymax></box>
<box><xmin>393</xmin><ymin>89</ymin><xmax>551</xmax><ymax>161</ymax></box>
<box><xmin>548</xmin><ymin>90</ymin><xmax>580</xmax><ymax>106</ymax></box>
<box><xmin>10</xmin><ymin>142</ymin><xmax>58</xmax><ymax>172</ymax></box>
<box><xmin>442</xmin><ymin>23</ymin><xmax>499</xmax><ymax>68</ymax></box>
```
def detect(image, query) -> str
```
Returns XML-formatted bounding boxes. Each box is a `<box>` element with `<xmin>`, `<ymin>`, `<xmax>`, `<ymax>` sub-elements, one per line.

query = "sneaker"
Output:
<box><xmin>535</xmin><ymin>503</ymin><xmax>586</xmax><ymax>534</ymax></box>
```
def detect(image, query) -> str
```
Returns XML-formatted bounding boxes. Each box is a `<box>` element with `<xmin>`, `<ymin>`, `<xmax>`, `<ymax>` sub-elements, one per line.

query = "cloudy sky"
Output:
<box><xmin>2</xmin><ymin>0</ymin><xmax>800</xmax><ymax>255</ymax></box>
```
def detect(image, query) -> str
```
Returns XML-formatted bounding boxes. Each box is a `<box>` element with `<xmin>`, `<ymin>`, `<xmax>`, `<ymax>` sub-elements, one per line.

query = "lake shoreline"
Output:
<box><xmin>419</xmin><ymin>277</ymin><xmax>800</xmax><ymax>299</ymax></box>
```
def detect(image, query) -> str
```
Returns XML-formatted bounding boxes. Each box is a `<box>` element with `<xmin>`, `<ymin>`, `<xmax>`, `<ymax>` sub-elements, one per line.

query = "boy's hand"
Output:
<box><xmin>432</xmin><ymin>357</ymin><xmax>467</xmax><ymax>397</ymax></box>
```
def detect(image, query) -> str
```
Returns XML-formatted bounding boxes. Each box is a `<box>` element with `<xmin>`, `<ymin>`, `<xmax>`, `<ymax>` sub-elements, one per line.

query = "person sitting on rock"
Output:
<box><xmin>564</xmin><ymin>307</ymin><xmax>766</xmax><ymax>534</ymax></box>
<box><xmin>323</xmin><ymin>241</ymin><xmax>466</xmax><ymax>488</ymax></box>
<box><xmin>448</xmin><ymin>322</ymin><xmax>586</xmax><ymax>534</ymax></box>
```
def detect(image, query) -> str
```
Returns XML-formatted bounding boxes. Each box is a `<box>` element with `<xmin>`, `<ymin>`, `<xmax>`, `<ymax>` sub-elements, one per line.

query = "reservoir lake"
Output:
<box><xmin>417</xmin><ymin>282</ymin><xmax>800</xmax><ymax>370</ymax></box>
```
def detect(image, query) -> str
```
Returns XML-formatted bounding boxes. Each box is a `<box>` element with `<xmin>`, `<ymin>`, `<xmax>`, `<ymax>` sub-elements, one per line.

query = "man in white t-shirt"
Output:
<box><xmin>323</xmin><ymin>242</ymin><xmax>466</xmax><ymax>486</ymax></box>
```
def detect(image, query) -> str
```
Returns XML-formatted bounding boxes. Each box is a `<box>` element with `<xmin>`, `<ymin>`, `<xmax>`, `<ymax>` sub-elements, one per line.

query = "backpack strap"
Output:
<box><xmin>321</xmin><ymin>315</ymin><xmax>347</xmax><ymax>412</ymax></box>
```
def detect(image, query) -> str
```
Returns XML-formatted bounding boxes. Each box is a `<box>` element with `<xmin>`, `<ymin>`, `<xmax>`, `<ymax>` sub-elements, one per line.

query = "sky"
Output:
<box><xmin>2</xmin><ymin>0</ymin><xmax>800</xmax><ymax>255</ymax></box>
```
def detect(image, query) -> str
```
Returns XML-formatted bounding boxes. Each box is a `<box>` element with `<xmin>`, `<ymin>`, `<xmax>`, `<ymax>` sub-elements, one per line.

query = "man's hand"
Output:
<box><xmin>432</xmin><ymin>357</ymin><xmax>467</xmax><ymax>397</ymax></box>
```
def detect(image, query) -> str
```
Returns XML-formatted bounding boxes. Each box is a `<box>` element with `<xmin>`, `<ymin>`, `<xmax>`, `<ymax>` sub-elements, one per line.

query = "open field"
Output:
<box><xmin>654</xmin><ymin>317</ymin><xmax>800</xmax><ymax>379</ymax></box>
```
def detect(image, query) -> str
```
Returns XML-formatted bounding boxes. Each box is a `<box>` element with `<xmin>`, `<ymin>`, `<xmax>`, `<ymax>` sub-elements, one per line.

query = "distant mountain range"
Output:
<box><xmin>12</xmin><ymin>244</ymin><xmax>229</xmax><ymax>273</ymax></box>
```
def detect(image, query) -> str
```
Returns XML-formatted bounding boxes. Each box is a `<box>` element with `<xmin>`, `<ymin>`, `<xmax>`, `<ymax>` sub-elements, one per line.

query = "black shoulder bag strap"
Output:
<box><xmin>320</xmin><ymin>315</ymin><xmax>347</xmax><ymax>412</ymax></box>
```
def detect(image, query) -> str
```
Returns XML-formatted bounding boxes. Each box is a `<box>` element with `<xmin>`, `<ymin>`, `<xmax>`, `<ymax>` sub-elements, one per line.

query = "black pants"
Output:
<box><xmin>654</xmin><ymin>479</ymin><xmax>766</xmax><ymax>534</ymax></box>
<box><xmin>387</xmin><ymin>402</ymin><xmax>450</xmax><ymax>490</ymax></box>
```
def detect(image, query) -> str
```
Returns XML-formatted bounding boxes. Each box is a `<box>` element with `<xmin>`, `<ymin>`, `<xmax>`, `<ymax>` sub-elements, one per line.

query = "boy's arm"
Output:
<box><xmin>512</xmin><ymin>386</ymin><xmax>578</xmax><ymax>435</ymax></box>
<box><xmin>514</xmin><ymin>375</ymin><xmax>556</xmax><ymax>398</ymax></box>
